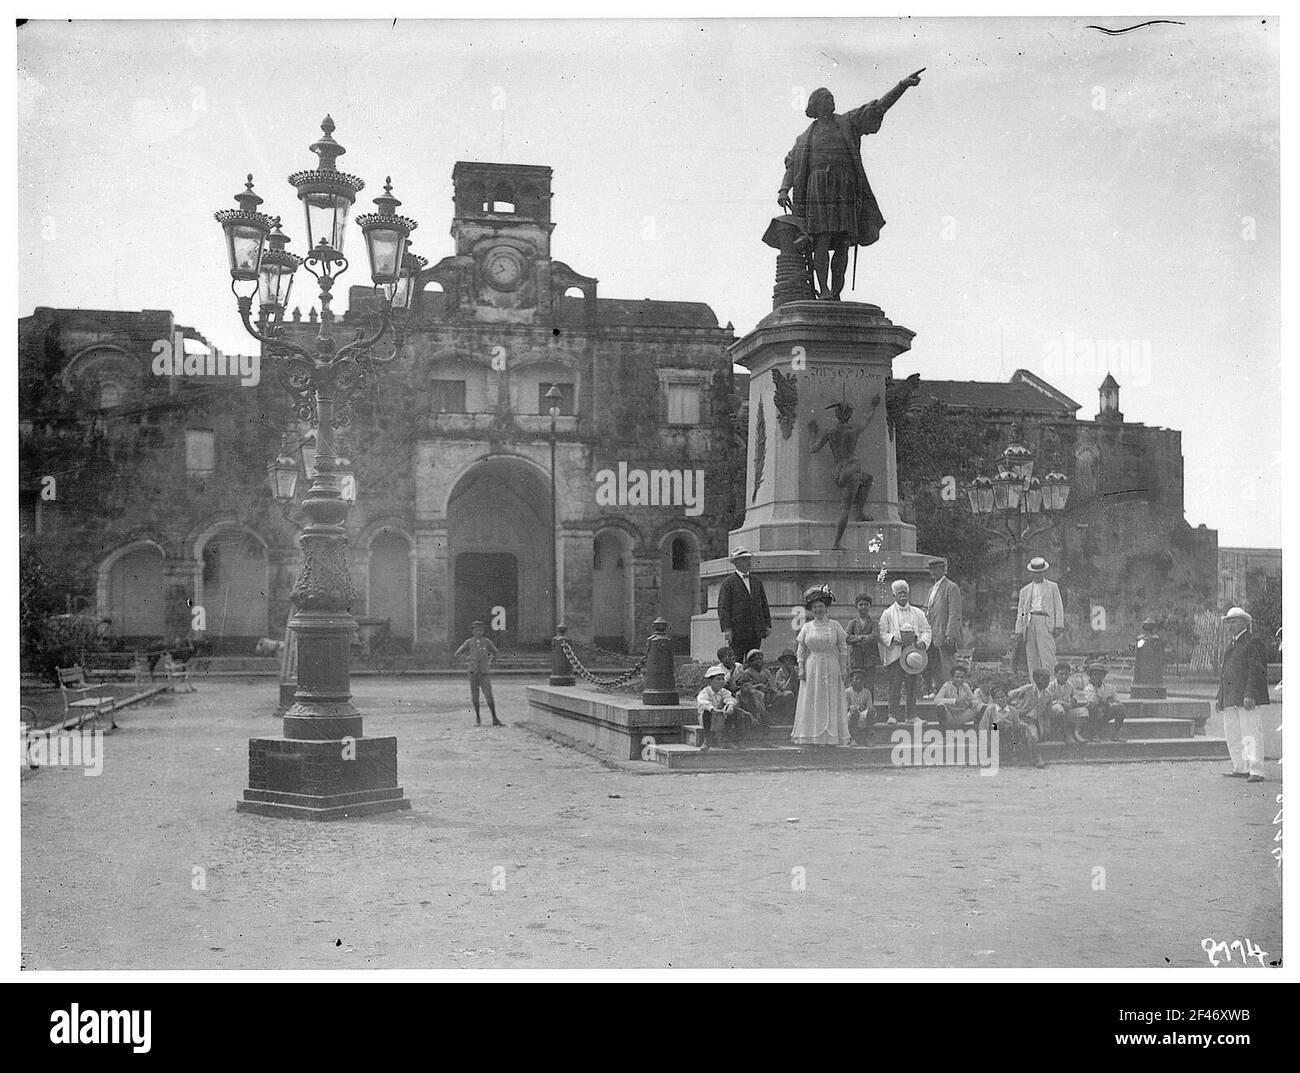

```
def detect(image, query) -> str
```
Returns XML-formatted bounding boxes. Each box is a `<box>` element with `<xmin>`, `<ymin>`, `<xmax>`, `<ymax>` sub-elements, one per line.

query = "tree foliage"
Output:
<box><xmin>894</xmin><ymin>400</ymin><xmax>999</xmax><ymax>583</ymax></box>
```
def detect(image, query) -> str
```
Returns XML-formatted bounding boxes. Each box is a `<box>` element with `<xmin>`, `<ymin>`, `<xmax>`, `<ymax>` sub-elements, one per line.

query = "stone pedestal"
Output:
<box><xmin>692</xmin><ymin>301</ymin><xmax>935</xmax><ymax>659</ymax></box>
<box><xmin>238</xmin><ymin>736</ymin><xmax>409</xmax><ymax>820</ymax></box>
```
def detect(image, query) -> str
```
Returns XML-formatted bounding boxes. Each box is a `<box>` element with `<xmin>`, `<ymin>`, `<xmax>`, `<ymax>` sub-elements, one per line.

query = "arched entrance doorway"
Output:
<box><xmin>592</xmin><ymin>528</ymin><xmax>633</xmax><ymax>652</ymax></box>
<box><xmin>447</xmin><ymin>457</ymin><xmax>551</xmax><ymax>649</ymax></box>
<box><xmin>103</xmin><ymin>543</ymin><xmax>166</xmax><ymax>640</ymax></box>
<box><xmin>367</xmin><ymin>529</ymin><xmax>414</xmax><ymax>643</ymax></box>
<box><xmin>198</xmin><ymin>529</ymin><xmax>269</xmax><ymax>651</ymax></box>
<box><xmin>659</xmin><ymin>531</ymin><xmax>699</xmax><ymax>653</ymax></box>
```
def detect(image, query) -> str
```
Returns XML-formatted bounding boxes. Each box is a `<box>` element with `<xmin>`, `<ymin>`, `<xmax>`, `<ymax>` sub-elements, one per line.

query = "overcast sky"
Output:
<box><xmin>16</xmin><ymin>16</ymin><xmax>1280</xmax><ymax>546</ymax></box>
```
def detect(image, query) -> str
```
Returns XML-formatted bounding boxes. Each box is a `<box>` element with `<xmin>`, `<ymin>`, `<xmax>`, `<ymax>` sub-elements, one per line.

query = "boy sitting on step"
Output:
<box><xmin>716</xmin><ymin>646</ymin><xmax>742</xmax><ymax>693</ymax></box>
<box><xmin>934</xmin><ymin>662</ymin><xmax>980</xmax><ymax>730</ymax></box>
<box><xmin>772</xmin><ymin>650</ymin><xmax>801</xmax><ymax>714</ymax></box>
<box><xmin>845</xmin><ymin>668</ymin><xmax>876</xmax><ymax>745</ymax></box>
<box><xmin>732</xmin><ymin>649</ymin><xmax>788</xmax><ymax>732</ymax></box>
<box><xmin>695</xmin><ymin>665</ymin><xmax>738</xmax><ymax>752</ymax></box>
<box><xmin>1004</xmin><ymin>673</ymin><xmax>1050</xmax><ymax>768</ymax></box>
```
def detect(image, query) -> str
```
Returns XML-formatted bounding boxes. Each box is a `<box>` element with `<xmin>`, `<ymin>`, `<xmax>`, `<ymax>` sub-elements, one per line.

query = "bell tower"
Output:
<box><xmin>449</xmin><ymin>162</ymin><xmax>555</xmax><ymax>322</ymax></box>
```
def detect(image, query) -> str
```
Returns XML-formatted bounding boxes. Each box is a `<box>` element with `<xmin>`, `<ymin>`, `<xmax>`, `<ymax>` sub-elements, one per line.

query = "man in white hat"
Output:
<box><xmin>1015</xmin><ymin>557</ymin><xmax>1064</xmax><ymax>676</ymax></box>
<box><xmin>717</xmin><ymin>548</ymin><xmax>771</xmax><ymax>664</ymax></box>
<box><xmin>878</xmin><ymin>579</ymin><xmax>931</xmax><ymax>724</ymax></box>
<box><xmin>1217</xmin><ymin>607</ymin><xmax>1270</xmax><ymax>782</ymax></box>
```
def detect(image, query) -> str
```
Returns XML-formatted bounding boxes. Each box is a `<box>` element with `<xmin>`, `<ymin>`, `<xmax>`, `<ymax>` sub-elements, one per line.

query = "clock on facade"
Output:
<box><xmin>483</xmin><ymin>246</ymin><xmax>525</xmax><ymax>290</ymax></box>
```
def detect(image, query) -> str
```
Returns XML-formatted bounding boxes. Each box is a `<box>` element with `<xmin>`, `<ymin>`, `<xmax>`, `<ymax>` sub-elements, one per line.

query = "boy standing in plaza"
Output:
<box><xmin>845</xmin><ymin>593</ymin><xmax>881</xmax><ymax>699</ymax></box>
<box><xmin>454</xmin><ymin>620</ymin><xmax>504</xmax><ymax>727</ymax></box>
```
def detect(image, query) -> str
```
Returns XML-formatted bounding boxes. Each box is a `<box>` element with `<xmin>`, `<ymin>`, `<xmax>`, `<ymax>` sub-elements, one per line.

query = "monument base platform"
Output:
<box><xmin>522</xmin><ymin>690</ymin><xmax>1228</xmax><ymax>772</ymax></box>
<box><xmin>525</xmin><ymin>685</ymin><xmax>695</xmax><ymax>761</ymax></box>
<box><xmin>649</xmin><ymin>736</ymin><xmax>1231</xmax><ymax>772</ymax></box>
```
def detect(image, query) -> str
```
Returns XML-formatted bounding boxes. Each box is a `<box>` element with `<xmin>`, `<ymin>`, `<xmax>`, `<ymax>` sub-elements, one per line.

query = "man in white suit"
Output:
<box><xmin>1015</xmin><ymin>557</ymin><xmax>1065</xmax><ymax>676</ymax></box>
<box><xmin>878</xmin><ymin>579</ymin><xmax>932</xmax><ymax>724</ymax></box>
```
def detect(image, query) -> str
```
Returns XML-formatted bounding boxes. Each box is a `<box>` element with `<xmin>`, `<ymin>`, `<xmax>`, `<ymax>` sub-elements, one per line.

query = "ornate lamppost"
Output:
<box><xmin>217</xmin><ymin>116</ymin><xmax>421</xmax><ymax>820</ymax></box>
<box><xmin>546</xmin><ymin>382</ymin><xmax>562</xmax><ymax>640</ymax></box>
<box><xmin>963</xmin><ymin>429</ymin><xmax>1070</xmax><ymax>558</ymax></box>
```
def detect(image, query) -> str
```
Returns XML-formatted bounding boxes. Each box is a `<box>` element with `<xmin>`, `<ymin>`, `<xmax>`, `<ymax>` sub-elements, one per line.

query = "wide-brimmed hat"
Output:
<box><xmin>1027</xmin><ymin>557</ymin><xmax>1050</xmax><ymax>573</ymax></box>
<box><xmin>704</xmin><ymin>664</ymin><xmax>728</xmax><ymax>679</ymax></box>
<box><xmin>744</xmin><ymin>649</ymin><xmax>764</xmax><ymax>664</ymax></box>
<box><xmin>802</xmin><ymin>584</ymin><xmax>835</xmax><ymax>609</ymax></box>
<box><xmin>900</xmin><ymin>643</ymin><xmax>929</xmax><ymax>675</ymax></box>
<box><xmin>1222</xmin><ymin>606</ymin><xmax>1252</xmax><ymax>622</ymax></box>
<box><xmin>728</xmin><ymin>547</ymin><xmax>754</xmax><ymax>562</ymax></box>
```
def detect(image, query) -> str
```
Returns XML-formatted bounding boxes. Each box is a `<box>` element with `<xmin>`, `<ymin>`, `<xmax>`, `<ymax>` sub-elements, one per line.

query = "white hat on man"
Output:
<box><xmin>1027</xmin><ymin>557</ymin><xmax>1050</xmax><ymax>573</ymax></box>
<box><xmin>1221</xmin><ymin>607</ymin><xmax>1252</xmax><ymax>622</ymax></box>
<box><xmin>728</xmin><ymin>547</ymin><xmax>753</xmax><ymax>562</ymax></box>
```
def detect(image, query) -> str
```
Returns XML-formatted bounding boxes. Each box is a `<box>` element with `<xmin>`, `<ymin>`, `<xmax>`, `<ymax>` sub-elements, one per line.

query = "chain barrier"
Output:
<box><xmin>559</xmin><ymin>637</ymin><xmax>646</xmax><ymax>690</ymax></box>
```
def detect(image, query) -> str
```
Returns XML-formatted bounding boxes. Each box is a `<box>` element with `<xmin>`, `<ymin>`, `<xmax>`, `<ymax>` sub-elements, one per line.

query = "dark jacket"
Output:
<box><xmin>1216</xmin><ymin>630</ymin><xmax>1271</xmax><ymax>711</ymax></box>
<box><xmin>717</xmin><ymin>572</ymin><xmax>771</xmax><ymax>643</ymax></box>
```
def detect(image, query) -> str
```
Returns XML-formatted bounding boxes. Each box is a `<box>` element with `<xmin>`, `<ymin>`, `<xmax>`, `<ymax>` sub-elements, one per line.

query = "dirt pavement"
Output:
<box><xmin>20</xmin><ymin>678</ymin><xmax>1283</xmax><ymax>969</ymax></box>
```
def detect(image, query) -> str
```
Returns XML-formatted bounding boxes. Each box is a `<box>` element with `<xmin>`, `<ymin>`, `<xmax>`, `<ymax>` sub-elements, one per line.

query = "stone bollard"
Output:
<box><xmin>641</xmin><ymin>616</ymin><xmax>679</xmax><ymax>706</ymax></box>
<box><xmin>1131</xmin><ymin>617</ymin><xmax>1167</xmax><ymax>699</ymax></box>
<box><xmin>550</xmin><ymin>624</ymin><xmax>576</xmax><ymax>687</ymax></box>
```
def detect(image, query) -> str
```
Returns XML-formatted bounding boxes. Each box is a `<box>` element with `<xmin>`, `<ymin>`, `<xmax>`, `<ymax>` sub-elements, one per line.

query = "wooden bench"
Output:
<box><xmin>56</xmin><ymin>665</ymin><xmax>117</xmax><ymax>731</ymax></box>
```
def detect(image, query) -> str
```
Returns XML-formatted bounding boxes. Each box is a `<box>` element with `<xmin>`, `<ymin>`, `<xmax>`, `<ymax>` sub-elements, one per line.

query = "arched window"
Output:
<box><xmin>489</xmin><ymin>184</ymin><xmax>516</xmax><ymax>213</ymax></box>
<box><xmin>671</xmin><ymin>537</ymin><xmax>689</xmax><ymax>571</ymax></box>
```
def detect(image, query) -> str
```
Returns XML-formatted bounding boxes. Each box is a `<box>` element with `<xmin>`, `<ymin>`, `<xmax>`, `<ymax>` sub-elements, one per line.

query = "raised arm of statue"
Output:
<box><xmin>878</xmin><ymin>68</ymin><xmax>925</xmax><ymax>113</ymax></box>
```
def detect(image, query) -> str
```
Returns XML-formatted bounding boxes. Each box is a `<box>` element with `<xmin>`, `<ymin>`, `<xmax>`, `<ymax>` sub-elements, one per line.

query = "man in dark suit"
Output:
<box><xmin>1217</xmin><ymin>607</ymin><xmax>1271</xmax><ymax>782</ymax></box>
<box><xmin>717</xmin><ymin>548</ymin><xmax>771</xmax><ymax>662</ymax></box>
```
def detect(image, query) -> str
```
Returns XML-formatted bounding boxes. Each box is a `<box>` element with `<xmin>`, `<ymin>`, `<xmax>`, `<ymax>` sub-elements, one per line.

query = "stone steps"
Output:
<box><xmin>683</xmin><ymin>715</ymin><xmax>1196</xmax><ymax>747</ymax></box>
<box><xmin>650</xmin><ymin>735</ymin><xmax>1231</xmax><ymax>772</ymax></box>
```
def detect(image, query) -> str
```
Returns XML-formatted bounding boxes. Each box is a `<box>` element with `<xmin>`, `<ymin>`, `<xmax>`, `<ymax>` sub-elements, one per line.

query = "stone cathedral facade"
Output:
<box><xmin>19</xmin><ymin>162</ymin><xmax>743</xmax><ymax>658</ymax></box>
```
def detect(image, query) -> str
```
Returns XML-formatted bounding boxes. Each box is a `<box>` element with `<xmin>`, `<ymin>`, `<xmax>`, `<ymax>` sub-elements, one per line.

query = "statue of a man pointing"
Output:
<box><xmin>778</xmin><ymin>70</ymin><xmax>924</xmax><ymax>301</ymax></box>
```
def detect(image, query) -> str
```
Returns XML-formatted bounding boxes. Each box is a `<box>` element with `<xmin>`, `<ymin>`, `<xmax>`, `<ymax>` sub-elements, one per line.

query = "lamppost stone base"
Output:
<box><xmin>236</xmin><ymin>736</ymin><xmax>411</xmax><ymax>820</ymax></box>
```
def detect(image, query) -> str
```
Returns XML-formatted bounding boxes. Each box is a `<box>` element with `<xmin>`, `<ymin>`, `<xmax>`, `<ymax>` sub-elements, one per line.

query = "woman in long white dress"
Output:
<box><xmin>791</xmin><ymin>584</ymin><xmax>852</xmax><ymax>746</ymax></box>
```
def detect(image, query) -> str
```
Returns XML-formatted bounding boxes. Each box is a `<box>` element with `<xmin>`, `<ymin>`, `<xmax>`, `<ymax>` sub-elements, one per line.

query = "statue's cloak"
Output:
<box><xmin>781</xmin><ymin>100</ymin><xmax>889</xmax><ymax>248</ymax></box>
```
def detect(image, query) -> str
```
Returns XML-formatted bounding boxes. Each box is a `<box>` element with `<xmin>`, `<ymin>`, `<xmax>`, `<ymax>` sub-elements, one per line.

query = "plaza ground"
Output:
<box><xmin>21</xmin><ymin>678</ymin><xmax>1282</xmax><ymax>970</ymax></box>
